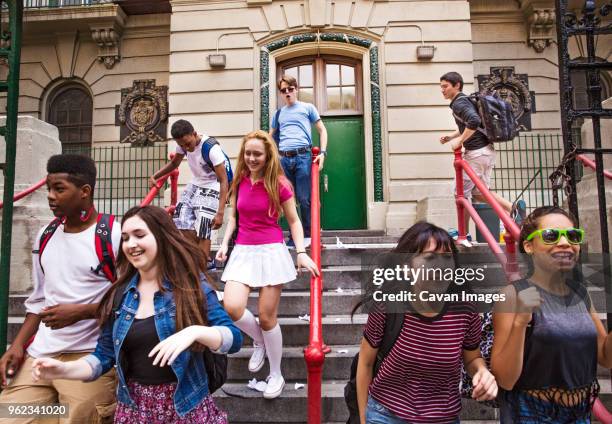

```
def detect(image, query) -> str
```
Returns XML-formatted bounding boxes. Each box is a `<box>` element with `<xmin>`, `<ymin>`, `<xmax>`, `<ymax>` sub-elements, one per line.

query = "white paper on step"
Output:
<box><xmin>247</xmin><ymin>378</ymin><xmax>267</xmax><ymax>392</ymax></box>
<box><xmin>298</xmin><ymin>314</ymin><xmax>310</xmax><ymax>322</ymax></box>
<box><xmin>294</xmin><ymin>383</ymin><xmax>305</xmax><ymax>390</ymax></box>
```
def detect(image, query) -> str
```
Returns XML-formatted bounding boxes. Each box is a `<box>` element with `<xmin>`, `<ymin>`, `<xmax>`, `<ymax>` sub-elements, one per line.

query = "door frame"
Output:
<box><xmin>259</xmin><ymin>32</ymin><xmax>385</xmax><ymax>230</ymax></box>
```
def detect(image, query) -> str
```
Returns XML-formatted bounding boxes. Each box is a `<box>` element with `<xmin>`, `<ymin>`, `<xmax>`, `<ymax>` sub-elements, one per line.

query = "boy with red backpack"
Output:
<box><xmin>150</xmin><ymin>119</ymin><xmax>231</xmax><ymax>268</ymax></box>
<box><xmin>0</xmin><ymin>154</ymin><xmax>120</xmax><ymax>423</ymax></box>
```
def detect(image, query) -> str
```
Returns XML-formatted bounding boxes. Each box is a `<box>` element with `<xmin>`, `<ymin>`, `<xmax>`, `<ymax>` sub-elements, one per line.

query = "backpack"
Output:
<box><xmin>24</xmin><ymin>214</ymin><xmax>117</xmax><ymax>353</ymax></box>
<box><xmin>111</xmin><ymin>280</ymin><xmax>228</xmax><ymax>394</ymax></box>
<box><xmin>36</xmin><ymin>213</ymin><xmax>117</xmax><ymax>283</ymax></box>
<box><xmin>272</xmin><ymin>109</ymin><xmax>281</xmax><ymax>146</ymax></box>
<box><xmin>454</xmin><ymin>93</ymin><xmax>519</xmax><ymax>142</ymax></box>
<box><xmin>201</xmin><ymin>136</ymin><xmax>233</xmax><ymax>185</ymax></box>
<box><xmin>344</xmin><ymin>312</ymin><xmax>404</xmax><ymax>424</ymax></box>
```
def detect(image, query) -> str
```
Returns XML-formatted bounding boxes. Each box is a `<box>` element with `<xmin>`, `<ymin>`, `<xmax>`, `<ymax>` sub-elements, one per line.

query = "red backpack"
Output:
<box><xmin>36</xmin><ymin>213</ymin><xmax>117</xmax><ymax>283</ymax></box>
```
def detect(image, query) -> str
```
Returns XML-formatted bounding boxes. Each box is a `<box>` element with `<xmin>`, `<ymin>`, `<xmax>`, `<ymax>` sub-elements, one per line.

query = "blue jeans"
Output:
<box><xmin>366</xmin><ymin>396</ymin><xmax>460</xmax><ymax>424</ymax></box>
<box><xmin>499</xmin><ymin>392</ymin><xmax>591</xmax><ymax>424</ymax></box>
<box><xmin>280</xmin><ymin>152</ymin><xmax>311</xmax><ymax>238</ymax></box>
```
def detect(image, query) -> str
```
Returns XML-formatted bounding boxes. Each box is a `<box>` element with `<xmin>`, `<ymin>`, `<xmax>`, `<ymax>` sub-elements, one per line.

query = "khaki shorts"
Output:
<box><xmin>0</xmin><ymin>353</ymin><xmax>116</xmax><ymax>424</ymax></box>
<box><xmin>455</xmin><ymin>144</ymin><xmax>496</xmax><ymax>201</ymax></box>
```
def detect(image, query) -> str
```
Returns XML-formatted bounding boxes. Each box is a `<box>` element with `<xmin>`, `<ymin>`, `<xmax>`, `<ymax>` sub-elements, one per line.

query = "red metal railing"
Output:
<box><xmin>141</xmin><ymin>154</ymin><xmax>179</xmax><ymax>214</ymax></box>
<box><xmin>304</xmin><ymin>146</ymin><xmax>326</xmax><ymax>424</ymax></box>
<box><xmin>577</xmin><ymin>154</ymin><xmax>612</xmax><ymax>180</ymax></box>
<box><xmin>454</xmin><ymin>149</ymin><xmax>520</xmax><ymax>277</ymax></box>
<box><xmin>0</xmin><ymin>177</ymin><xmax>46</xmax><ymax>210</ymax></box>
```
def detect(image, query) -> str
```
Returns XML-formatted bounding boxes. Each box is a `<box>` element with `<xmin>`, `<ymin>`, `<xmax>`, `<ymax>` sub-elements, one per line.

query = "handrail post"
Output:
<box><xmin>503</xmin><ymin>230</ymin><xmax>519</xmax><ymax>278</ymax></box>
<box><xmin>453</xmin><ymin>149</ymin><xmax>468</xmax><ymax>242</ymax></box>
<box><xmin>0</xmin><ymin>0</ymin><xmax>23</xmax><ymax>356</ymax></box>
<box><xmin>304</xmin><ymin>147</ymin><xmax>325</xmax><ymax>424</ymax></box>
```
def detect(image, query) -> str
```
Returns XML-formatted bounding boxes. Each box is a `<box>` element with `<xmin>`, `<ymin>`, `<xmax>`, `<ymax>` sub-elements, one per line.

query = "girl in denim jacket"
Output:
<box><xmin>32</xmin><ymin>205</ymin><xmax>242</xmax><ymax>423</ymax></box>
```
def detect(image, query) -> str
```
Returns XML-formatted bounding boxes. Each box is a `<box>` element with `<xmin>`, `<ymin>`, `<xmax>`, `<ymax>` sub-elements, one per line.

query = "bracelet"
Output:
<box><xmin>296</xmin><ymin>251</ymin><xmax>307</xmax><ymax>255</ymax></box>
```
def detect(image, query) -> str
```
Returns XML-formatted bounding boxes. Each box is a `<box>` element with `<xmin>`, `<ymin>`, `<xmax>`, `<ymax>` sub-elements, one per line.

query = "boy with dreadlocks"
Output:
<box><xmin>0</xmin><ymin>154</ymin><xmax>120</xmax><ymax>424</ymax></box>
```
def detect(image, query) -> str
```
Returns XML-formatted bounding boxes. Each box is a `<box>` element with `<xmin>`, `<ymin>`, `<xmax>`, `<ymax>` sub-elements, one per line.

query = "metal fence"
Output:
<box><xmin>23</xmin><ymin>0</ymin><xmax>112</xmax><ymax>8</ymax></box>
<box><xmin>64</xmin><ymin>144</ymin><xmax>170</xmax><ymax>218</ymax></box>
<box><xmin>492</xmin><ymin>133</ymin><xmax>568</xmax><ymax>213</ymax></box>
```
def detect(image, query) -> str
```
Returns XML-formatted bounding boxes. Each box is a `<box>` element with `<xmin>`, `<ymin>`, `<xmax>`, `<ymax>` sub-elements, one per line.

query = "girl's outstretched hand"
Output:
<box><xmin>296</xmin><ymin>253</ymin><xmax>320</xmax><ymax>277</ymax></box>
<box><xmin>149</xmin><ymin>326</ymin><xmax>199</xmax><ymax>367</ymax></box>
<box><xmin>31</xmin><ymin>357</ymin><xmax>67</xmax><ymax>382</ymax></box>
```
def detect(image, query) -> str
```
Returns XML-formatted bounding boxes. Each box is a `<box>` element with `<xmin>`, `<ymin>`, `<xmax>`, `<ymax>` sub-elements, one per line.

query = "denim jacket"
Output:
<box><xmin>82</xmin><ymin>274</ymin><xmax>242</xmax><ymax>417</ymax></box>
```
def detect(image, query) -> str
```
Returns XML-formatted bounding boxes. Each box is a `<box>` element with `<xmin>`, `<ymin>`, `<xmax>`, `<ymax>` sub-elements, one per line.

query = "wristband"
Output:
<box><xmin>296</xmin><ymin>251</ymin><xmax>307</xmax><ymax>255</ymax></box>
<box><xmin>319</xmin><ymin>150</ymin><xmax>327</xmax><ymax>156</ymax></box>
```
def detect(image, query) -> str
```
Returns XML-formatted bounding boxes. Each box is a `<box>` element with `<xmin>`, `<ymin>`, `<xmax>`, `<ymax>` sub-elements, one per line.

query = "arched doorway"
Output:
<box><xmin>46</xmin><ymin>83</ymin><xmax>93</xmax><ymax>153</ymax></box>
<box><xmin>277</xmin><ymin>55</ymin><xmax>367</xmax><ymax>229</ymax></box>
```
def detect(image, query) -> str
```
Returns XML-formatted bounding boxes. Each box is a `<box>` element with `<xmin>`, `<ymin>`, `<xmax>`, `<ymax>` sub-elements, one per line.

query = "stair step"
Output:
<box><xmin>214</xmin><ymin>381</ymin><xmax>499</xmax><ymax>422</ymax></box>
<box><xmin>228</xmin><ymin>345</ymin><xmax>358</xmax><ymax>381</ymax></box>
<box><xmin>245</xmin><ymin>291</ymin><xmax>361</xmax><ymax>317</ymax></box>
<box><xmin>239</xmin><ymin>315</ymin><xmax>366</xmax><ymax>347</ymax></box>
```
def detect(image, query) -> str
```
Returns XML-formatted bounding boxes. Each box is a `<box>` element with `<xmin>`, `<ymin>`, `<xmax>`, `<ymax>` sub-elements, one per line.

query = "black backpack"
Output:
<box><xmin>454</xmin><ymin>93</ymin><xmax>519</xmax><ymax>143</ymax></box>
<box><xmin>111</xmin><ymin>282</ymin><xmax>227</xmax><ymax>393</ymax></box>
<box><xmin>344</xmin><ymin>312</ymin><xmax>404</xmax><ymax>424</ymax></box>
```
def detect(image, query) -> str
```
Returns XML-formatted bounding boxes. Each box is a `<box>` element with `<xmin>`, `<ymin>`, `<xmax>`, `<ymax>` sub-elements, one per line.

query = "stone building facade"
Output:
<box><xmin>4</xmin><ymin>0</ymin><xmax>611</xmax><ymax>235</ymax></box>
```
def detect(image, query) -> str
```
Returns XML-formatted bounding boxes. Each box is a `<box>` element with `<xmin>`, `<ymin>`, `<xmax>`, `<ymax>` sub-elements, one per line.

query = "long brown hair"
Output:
<box><xmin>97</xmin><ymin>206</ymin><xmax>208</xmax><ymax>331</ymax></box>
<box><xmin>229</xmin><ymin>130</ymin><xmax>291</xmax><ymax>217</ymax></box>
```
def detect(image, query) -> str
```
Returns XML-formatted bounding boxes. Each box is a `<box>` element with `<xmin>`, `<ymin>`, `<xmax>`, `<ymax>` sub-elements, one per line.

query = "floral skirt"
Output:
<box><xmin>114</xmin><ymin>381</ymin><xmax>228</xmax><ymax>424</ymax></box>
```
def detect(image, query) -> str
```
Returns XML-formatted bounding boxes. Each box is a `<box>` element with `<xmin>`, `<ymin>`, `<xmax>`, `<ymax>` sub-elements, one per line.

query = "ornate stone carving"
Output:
<box><xmin>115</xmin><ymin>80</ymin><xmax>168</xmax><ymax>146</ymax></box>
<box><xmin>91</xmin><ymin>25</ymin><xmax>122</xmax><ymax>69</ymax></box>
<box><xmin>521</xmin><ymin>1</ymin><xmax>556</xmax><ymax>53</ymax></box>
<box><xmin>477</xmin><ymin>67</ymin><xmax>534</xmax><ymax>131</ymax></box>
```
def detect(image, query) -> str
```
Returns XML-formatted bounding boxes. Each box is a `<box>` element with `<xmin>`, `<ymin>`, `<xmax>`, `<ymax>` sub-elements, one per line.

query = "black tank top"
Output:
<box><xmin>512</xmin><ymin>279</ymin><xmax>597</xmax><ymax>390</ymax></box>
<box><xmin>122</xmin><ymin>315</ymin><xmax>178</xmax><ymax>385</ymax></box>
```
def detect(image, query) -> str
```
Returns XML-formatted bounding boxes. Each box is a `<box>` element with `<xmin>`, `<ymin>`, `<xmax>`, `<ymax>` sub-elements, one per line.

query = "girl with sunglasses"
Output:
<box><xmin>491</xmin><ymin>206</ymin><xmax>612</xmax><ymax>423</ymax></box>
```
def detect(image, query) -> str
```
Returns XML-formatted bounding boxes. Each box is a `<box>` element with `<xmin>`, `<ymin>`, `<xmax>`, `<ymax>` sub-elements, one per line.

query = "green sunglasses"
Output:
<box><xmin>526</xmin><ymin>228</ymin><xmax>585</xmax><ymax>245</ymax></box>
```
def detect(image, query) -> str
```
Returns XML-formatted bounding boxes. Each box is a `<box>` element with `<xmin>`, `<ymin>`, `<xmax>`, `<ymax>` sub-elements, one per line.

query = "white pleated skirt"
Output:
<box><xmin>221</xmin><ymin>242</ymin><xmax>297</xmax><ymax>287</ymax></box>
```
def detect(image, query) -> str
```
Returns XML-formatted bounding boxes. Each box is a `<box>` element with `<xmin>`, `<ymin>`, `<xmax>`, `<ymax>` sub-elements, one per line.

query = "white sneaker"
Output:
<box><xmin>248</xmin><ymin>342</ymin><xmax>266</xmax><ymax>373</ymax></box>
<box><xmin>304</xmin><ymin>237</ymin><xmax>311</xmax><ymax>248</ymax></box>
<box><xmin>263</xmin><ymin>373</ymin><xmax>285</xmax><ymax>399</ymax></box>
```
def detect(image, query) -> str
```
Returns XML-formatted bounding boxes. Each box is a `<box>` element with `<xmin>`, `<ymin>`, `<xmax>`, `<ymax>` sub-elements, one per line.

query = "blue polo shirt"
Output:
<box><xmin>271</xmin><ymin>101</ymin><xmax>321</xmax><ymax>151</ymax></box>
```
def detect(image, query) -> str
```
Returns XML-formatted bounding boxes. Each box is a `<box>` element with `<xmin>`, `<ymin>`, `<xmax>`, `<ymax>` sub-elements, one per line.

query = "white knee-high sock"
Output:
<box><xmin>235</xmin><ymin>309</ymin><xmax>264</xmax><ymax>345</ymax></box>
<box><xmin>262</xmin><ymin>324</ymin><xmax>283</xmax><ymax>377</ymax></box>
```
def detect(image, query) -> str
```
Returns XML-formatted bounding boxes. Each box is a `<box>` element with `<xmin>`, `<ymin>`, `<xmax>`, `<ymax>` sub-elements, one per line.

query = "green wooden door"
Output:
<box><xmin>312</xmin><ymin>116</ymin><xmax>366</xmax><ymax>229</ymax></box>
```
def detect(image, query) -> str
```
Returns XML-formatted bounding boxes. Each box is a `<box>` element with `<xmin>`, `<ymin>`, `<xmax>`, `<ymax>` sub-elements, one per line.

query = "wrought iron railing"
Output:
<box><xmin>64</xmin><ymin>144</ymin><xmax>170</xmax><ymax>218</ymax></box>
<box><xmin>493</xmin><ymin>133</ymin><xmax>567</xmax><ymax>213</ymax></box>
<box><xmin>23</xmin><ymin>0</ymin><xmax>112</xmax><ymax>9</ymax></box>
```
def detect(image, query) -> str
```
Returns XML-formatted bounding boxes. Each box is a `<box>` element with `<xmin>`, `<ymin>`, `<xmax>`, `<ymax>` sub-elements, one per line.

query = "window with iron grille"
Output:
<box><xmin>46</xmin><ymin>84</ymin><xmax>92</xmax><ymax>153</ymax></box>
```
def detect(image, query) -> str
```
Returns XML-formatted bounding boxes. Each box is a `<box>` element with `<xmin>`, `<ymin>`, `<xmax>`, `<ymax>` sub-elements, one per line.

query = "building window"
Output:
<box><xmin>47</xmin><ymin>84</ymin><xmax>93</xmax><ymax>152</ymax></box>
<box><xmin>278</xmin><ymin>56</ymin><xmax>362</xmax><ymax>115</ymax></box>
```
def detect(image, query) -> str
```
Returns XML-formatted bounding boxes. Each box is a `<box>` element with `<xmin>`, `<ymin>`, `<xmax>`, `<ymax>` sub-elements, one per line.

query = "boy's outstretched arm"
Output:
<box><xmin>212</xmin><ymin>163</ymin><xmax>228</xmax><ymax>230</ymax></box>
<box><xmin>149</xmin><ymin>153</ymin><xmax>184</xmax><ymax>187</ymax></box>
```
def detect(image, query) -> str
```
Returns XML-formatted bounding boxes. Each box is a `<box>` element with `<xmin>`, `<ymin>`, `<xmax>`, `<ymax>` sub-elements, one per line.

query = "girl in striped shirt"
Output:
<box><xmin>356</xmin><ymin>222</ymin><xmax>498</xmax><ymax>423</ymax></box>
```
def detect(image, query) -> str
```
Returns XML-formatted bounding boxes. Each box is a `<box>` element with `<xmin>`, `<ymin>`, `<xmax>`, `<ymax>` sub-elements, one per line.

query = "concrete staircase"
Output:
<box><xmin>213</xmin><ymin>231</ymin><xmax>506</xmax><ymax>423</ymax></box>
<box><xmin>6</xmin><ymin>230</ymin><xmax>612</xmax><ymax>423</ymax></box>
